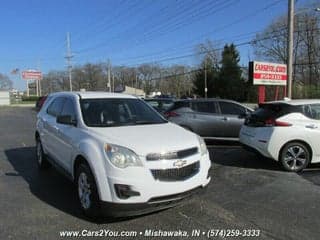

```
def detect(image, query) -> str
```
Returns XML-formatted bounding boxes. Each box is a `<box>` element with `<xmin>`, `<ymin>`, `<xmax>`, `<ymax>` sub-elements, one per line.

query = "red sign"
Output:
<box><xmin>252</xmin><ymin>61</ymin><xmax>287</xmax><ymax>86</ymax></box>
<box><xmin>22</xmin><ymin>71</ymin><xmax>42</xmax><ymax>80</ymax></box>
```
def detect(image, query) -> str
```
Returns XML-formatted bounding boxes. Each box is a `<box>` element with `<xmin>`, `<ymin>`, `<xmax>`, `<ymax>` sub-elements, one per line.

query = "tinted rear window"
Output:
<box><xmin>246</xmin><ymin>103</ymin><xmax>303</xmax><ymax>126</ymax></box>
<box><xmin>192</xmin><ymin>101</ymin><xmax>216</xmax><ymax>113</ymax></box>
<box><xmin>219</xmin><ymin>101</ymin><xmax>245</xmax><ymax>115</ymax></box>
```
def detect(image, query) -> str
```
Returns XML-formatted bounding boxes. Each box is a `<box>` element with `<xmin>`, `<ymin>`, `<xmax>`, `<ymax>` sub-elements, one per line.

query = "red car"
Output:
<box><xmin>35</xmin><ymin>96</ymin><xmax>47</xmax><ymax>111</ymax></box>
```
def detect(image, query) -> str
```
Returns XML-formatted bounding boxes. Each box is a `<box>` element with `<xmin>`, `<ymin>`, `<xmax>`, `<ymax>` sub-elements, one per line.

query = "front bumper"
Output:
<box><xmin>100</xmin><ymin>185</ymin><xmax>207</xmax><ymax>218</ymax></box>
<box><xmin>100</xmin><ymin>151</ymin><xmax>211</xmax><ymax>202</ymax></box>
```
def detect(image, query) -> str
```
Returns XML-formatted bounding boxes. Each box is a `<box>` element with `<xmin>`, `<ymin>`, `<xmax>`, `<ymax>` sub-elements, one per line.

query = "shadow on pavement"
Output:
<box><xmin>4</xmin><ymin>146</ymin><xmax>162</xmax><ymax>224</ymax></box>
<box><xmin>5</xmin><ymin>147</ymin><xmax>89</xmax><ymax>221</ymax></box>
<box><xmin>298</xmin><ymin>164</ymin><xmax>320</xmax><ymax>186</ymax></box>
<box><xmin>209</xmin><ymin>143</ymin><xmax>320</xmax><ymax>186</ymax></box>
<box><xmin>211</xmin><ymin>145</ymin><xmax>282</xmax><ymax>171</ymax></box>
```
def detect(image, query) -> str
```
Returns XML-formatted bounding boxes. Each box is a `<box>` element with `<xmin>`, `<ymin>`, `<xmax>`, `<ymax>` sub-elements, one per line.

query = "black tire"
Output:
<box><xmin>76</xmin><ymin>163</ymin><xmax>101</xmax><ymax>218</ymax></box>
<box><xmin>36</xmin><ymin>139</ymin><xmax>50</xmax><ymax>170</ymax></box>
<box><xmin>280</xmin><ymin>142</ymin><xmax>310</xmax><ymax>172</ymax></box>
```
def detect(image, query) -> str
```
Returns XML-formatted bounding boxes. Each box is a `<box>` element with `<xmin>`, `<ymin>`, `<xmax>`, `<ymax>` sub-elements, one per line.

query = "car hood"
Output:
<box><xmin>89</xmin><ymin>122</ymin><xmax>199</xmax><ymax>156</ymax></box>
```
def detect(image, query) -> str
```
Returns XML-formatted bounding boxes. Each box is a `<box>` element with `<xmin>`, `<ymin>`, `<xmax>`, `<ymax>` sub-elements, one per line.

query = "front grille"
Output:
<box><xmin>151</xmin><ymin>161</ymin><xmax>200</xmax><ymax>181</ymax></box>
<box><xmin>146</xmin><ymin>147</ymin><xmax>198</xmax><ymax>161</ymax></box>
<box><xmin>177</xmin><ymin>147</ymin><xmax>198</xmax><ymax>158</ymax></box>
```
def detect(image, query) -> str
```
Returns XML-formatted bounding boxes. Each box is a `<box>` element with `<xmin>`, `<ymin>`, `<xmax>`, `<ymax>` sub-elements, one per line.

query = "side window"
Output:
<box><xmin>60</xmin><ymin>99</ymin><xmax>77</xmax><ymax>121</ymax></box>
<box><xmin>219</xmin><ymin>102</ymin><xmax>245</xmax><ymax>115</ymax></box>
<box><xmin>193</xmin><ymin>102</ymin><xmax>216</xmax><ymax>113</ymax></box>
<box><xmin>47</xmin><ymin>97</ymin><xmax>66</xmax><ymax>117</ymax></box>
<box><xmin>307</xmin><ymin>104</ymin><xmax>320</xmax><ymax>120</ymax></box>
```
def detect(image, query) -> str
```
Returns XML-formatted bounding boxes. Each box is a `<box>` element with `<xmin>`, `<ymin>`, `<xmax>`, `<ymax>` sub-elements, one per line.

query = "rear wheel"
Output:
<box><xmin>76</xmin><ymin>163</ymin><xmax>101</xmax><ymax>218</ymax></box>
<box><xmin>36</xmin><ymin>139</ymin><xmax>50</xmax><ymax>170</ymax></box>
<box><xmin>280</xmin><ymin>142</ymin><xmax>310</xmax><ymax>172</ymax></box>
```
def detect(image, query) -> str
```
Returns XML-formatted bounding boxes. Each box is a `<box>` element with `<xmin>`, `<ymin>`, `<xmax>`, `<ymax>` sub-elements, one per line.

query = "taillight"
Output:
<box><xmin>164</xmin><ymin>111</ymin><xmax>180</xmax><ymax>118</ymax></box>
<box><xmin>274</xmin><ymin>120</ymin><xmax>292</xmax><ymax>127</ymax></box>
<box><xmin>264</xmin><ymin>118</ymin><xmax>292</xmax><ymax>127</ymax></box>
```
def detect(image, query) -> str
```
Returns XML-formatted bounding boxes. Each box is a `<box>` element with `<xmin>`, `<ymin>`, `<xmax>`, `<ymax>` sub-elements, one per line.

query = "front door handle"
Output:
<box><xmin>53</xmin><ymin>126</ymin><xmax>60</xmax><ymax>132</ymax></box>
<box><xmin>221</xmin><ymin>117</ymin><xmax>228</xmax><ymax>121</ymax></box>
<box><xmin>306</xmin><ymin>124</ymin><xmax>317</xmax><ymax>129</ymax></box>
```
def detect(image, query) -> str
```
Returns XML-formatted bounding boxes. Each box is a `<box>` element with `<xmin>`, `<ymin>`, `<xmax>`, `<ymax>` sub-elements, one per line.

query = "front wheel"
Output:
<box><xmin>36</xmin><ymin>139</ymin><xmax>50</xmax><ymax>170</ymax></box>
<box><xmin>76</xmin><ymin>163</ymin><xmax>101</xmax><ymax>218</ymax></box>
<box><xmin>280</xmin><ymin>142</ymin><xmax>310</xmax><ymax>172</ymax></box>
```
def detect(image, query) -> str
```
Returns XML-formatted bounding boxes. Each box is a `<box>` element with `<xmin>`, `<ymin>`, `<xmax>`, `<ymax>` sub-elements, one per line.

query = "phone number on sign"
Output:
<box><xmin>204</xmin><ymin>229</ymin><xmax>260</xmax><ymax>238</ymax></box>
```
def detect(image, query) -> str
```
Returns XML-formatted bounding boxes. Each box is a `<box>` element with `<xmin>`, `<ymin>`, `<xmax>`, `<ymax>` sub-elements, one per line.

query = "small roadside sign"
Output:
<box><xmin>249</xmin><ymin>61</ymin><xmax>287</xmax><ymax>86</ymax></box>
<box><xmin>22</xmin><ymin>70</ymin><xmax>42</xmax><ymax>80</ymax></box>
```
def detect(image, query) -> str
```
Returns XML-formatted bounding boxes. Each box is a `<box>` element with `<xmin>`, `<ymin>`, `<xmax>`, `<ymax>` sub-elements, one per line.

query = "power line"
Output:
<box><xmin>72</xmin><ymin>0</ymin><xmax>151</xmax><ymax>53</ymax></box>
<box><xmin>73</xmin><ymin>0</ymin><xmax>191</xmax><ymax>53</ymax></box>
<box><xmin>74</xmin><ymin>0</ymin><xmax>284</xmax><ymax>61</ymax></box>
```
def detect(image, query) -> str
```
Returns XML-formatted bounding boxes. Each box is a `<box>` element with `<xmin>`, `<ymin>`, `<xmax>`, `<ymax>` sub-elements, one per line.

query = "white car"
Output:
<box><xmin>35</xmin><ymin>92</ymin><xmax>211</xmax><ymax>218</ymax></box>
<box><xmin>240</xmin><ymin>99</ymin><xmax>320</xmax><ymax>172</ymax></box>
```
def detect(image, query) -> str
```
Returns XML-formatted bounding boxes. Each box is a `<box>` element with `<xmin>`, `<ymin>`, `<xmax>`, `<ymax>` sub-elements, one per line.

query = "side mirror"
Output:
<box><xmin>57</xmin><ymin>115</ymin><xmax>77</xmax><ymax>126</ymax></box>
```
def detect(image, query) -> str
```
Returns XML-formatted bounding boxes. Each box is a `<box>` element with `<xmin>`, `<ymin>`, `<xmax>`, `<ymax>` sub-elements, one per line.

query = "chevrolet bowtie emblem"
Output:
<box><xmin>173</xmin><ymin>159</ymin><xmax>187</xmax><ymax>168</ymax></box>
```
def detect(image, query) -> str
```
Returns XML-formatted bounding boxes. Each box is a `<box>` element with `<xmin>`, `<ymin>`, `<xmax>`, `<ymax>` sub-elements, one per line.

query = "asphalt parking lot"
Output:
<box><xmin>0</xmin><ymin>107</ymin><xmax>320</xmax><ymax>240</ymax></box>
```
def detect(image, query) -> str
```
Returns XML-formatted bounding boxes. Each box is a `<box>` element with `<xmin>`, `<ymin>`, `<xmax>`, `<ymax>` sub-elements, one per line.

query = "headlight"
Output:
<box><xmin>198</xmin><ymin>136</ymin><xmax>208</xmax><ymax>156</ymax></box>
<box><xmin>104</xmin><ymin>144</ymin><xmax>143</xmax><ymax>168</ymax></box>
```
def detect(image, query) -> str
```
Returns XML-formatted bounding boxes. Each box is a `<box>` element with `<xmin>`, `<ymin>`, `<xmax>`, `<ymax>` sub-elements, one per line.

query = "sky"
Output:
<box><xmin>0</xmin><ymin>0</ymin><xmax>313</xmax><ymax>90</ymax></box>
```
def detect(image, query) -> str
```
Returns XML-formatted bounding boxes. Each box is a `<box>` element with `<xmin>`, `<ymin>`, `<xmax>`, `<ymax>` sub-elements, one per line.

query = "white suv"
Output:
<box><xmin>240</xmin><ymin>99</ymin><xmax>320</xmax><ymax>172</ymax></box>
<box><xmin>35</xmin><ymin>92</ymin><xmax>211</xmax><ymax>218</ymax></box>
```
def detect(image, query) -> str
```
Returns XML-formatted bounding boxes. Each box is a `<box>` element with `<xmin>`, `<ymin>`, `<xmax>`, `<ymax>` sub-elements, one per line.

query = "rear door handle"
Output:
<box><xmin>221</xmin><ymin>117</ymin><xmax>228</xmax><ymax>121</ymax></box>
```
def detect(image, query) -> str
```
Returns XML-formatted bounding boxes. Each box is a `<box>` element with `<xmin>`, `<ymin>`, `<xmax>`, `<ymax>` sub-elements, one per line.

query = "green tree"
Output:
<box><xmin>218</xmin><ymin>43</ymin><xmax>245</xmax><ymax>101</ymax></box>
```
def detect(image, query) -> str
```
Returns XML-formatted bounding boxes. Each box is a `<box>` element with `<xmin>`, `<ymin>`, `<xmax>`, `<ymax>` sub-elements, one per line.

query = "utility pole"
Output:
<box><xmin>204</xmin><ymin>60</ymin><xmax>208</xmax><ymax>98</ymax></box>
<box><xmin>26</xmin><ymin>80</ymin><xmax>29</xmax><ymax>97</ymax></box>
<box><xmin>287</xmin><ymin>0</ymin><xmax>294</xmax><ymax>98</ymax></box>
<box><xmin>107</xmin><ymin>59</ymin><xmax>111</xmax><ymax>92</ymax></box>
<box><xmin>35</xmin><ymin>75</ymin><xmax>39</xmax><ymax>97</ymax></box>
<box><xmin>112</xmin><ymin>73</ymin><xmax>114</xmax><ymax>92</ymax></box>
<box><xmin>159</xmin><ymin>70</ymin><xmax>162</xmax><ymax>93</ymax></box>
<box><xmin>135</xmin><ymin>74</ymin><xmax>138</xmax><ymax>96</ymax></box>
<box><xmin>65</xmin><ymin>32</ymin><xmax>73</xmax><ymax>91</ymax></box>
<box><xmin>38</xmin><ymin>59</ymin><xmax>42</xmax><ymax>96</ymax></box>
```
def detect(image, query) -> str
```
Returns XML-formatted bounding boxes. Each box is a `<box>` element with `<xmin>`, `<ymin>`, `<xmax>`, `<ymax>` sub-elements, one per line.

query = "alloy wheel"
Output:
<box><xmin>78</xmin><ymin>172</ymin><xmax>92</xmax><ymax>209</ymax></box>
<box><xmin>283</xmin><ymin>145</ymin><xmax>307</xmax><ymax>171</ymax></box>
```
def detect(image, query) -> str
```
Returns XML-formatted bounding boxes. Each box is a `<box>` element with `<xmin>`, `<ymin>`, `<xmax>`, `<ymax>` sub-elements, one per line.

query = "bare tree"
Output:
<box><xmin>0</xmin><ymin>73</ymin><xmax>13</xmax><ymax>90</ymax></box>
<box><xmin>251</xmin><ymin>6</ymin><xmax>320</xmax><ymax>98</ymax></box>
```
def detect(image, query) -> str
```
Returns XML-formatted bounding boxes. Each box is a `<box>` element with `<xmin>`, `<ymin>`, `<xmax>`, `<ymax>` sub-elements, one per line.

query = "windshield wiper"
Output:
<box><xmin>134</xmin><ymin>120</ymin><xmax>166</xmax><ymax>125</ymax></box>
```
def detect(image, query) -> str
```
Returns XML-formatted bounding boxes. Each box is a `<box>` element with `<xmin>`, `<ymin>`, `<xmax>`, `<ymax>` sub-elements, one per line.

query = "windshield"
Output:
<box><xmin>80</xmin><ymin>98</ymin><xmax>167</xmax><ymax>127</ymax></box>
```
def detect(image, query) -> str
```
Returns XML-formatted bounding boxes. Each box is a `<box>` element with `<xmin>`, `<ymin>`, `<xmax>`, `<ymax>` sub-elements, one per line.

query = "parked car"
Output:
<box><xmin>144</xmin><ymin>98</ymin><xmax>174</xmax><ymax>114</ymax></box>
<box><xmin>240</xmin><ymin>99</ymin><xmax>320</xmax><ymax>172</ymax></box>
<box><xmin>35</xmin><ymin>92</ymin><xmax>211</xmax><ymax>218</ymax></box>
<box><xmin>165</xmin><ymin>99</ymin><xmax>253</xmax><ymax>140</ymax></box>
<box><xmin>35</xmin><ymin>95</ymin><xmax>47</xmax><ymax>111</ymax></box>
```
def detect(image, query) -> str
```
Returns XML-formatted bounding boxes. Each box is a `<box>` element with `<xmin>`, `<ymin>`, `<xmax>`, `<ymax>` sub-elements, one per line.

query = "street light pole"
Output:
<box><xmin>287</xmin><ymin>0</ymin><xmax>294</xmax><ymax>99</ymax></box>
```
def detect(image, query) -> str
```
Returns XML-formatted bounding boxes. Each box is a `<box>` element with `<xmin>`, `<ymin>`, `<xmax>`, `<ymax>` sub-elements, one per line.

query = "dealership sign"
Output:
<box><xmin>249</xmin><ymin>61</ymin><xmax>287</xmax><ymax>86</ymax></box>
<box><xmin>22</xmin><ymin>70</ymin><xmax>42</xmax><ymax>80</ymax></box>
